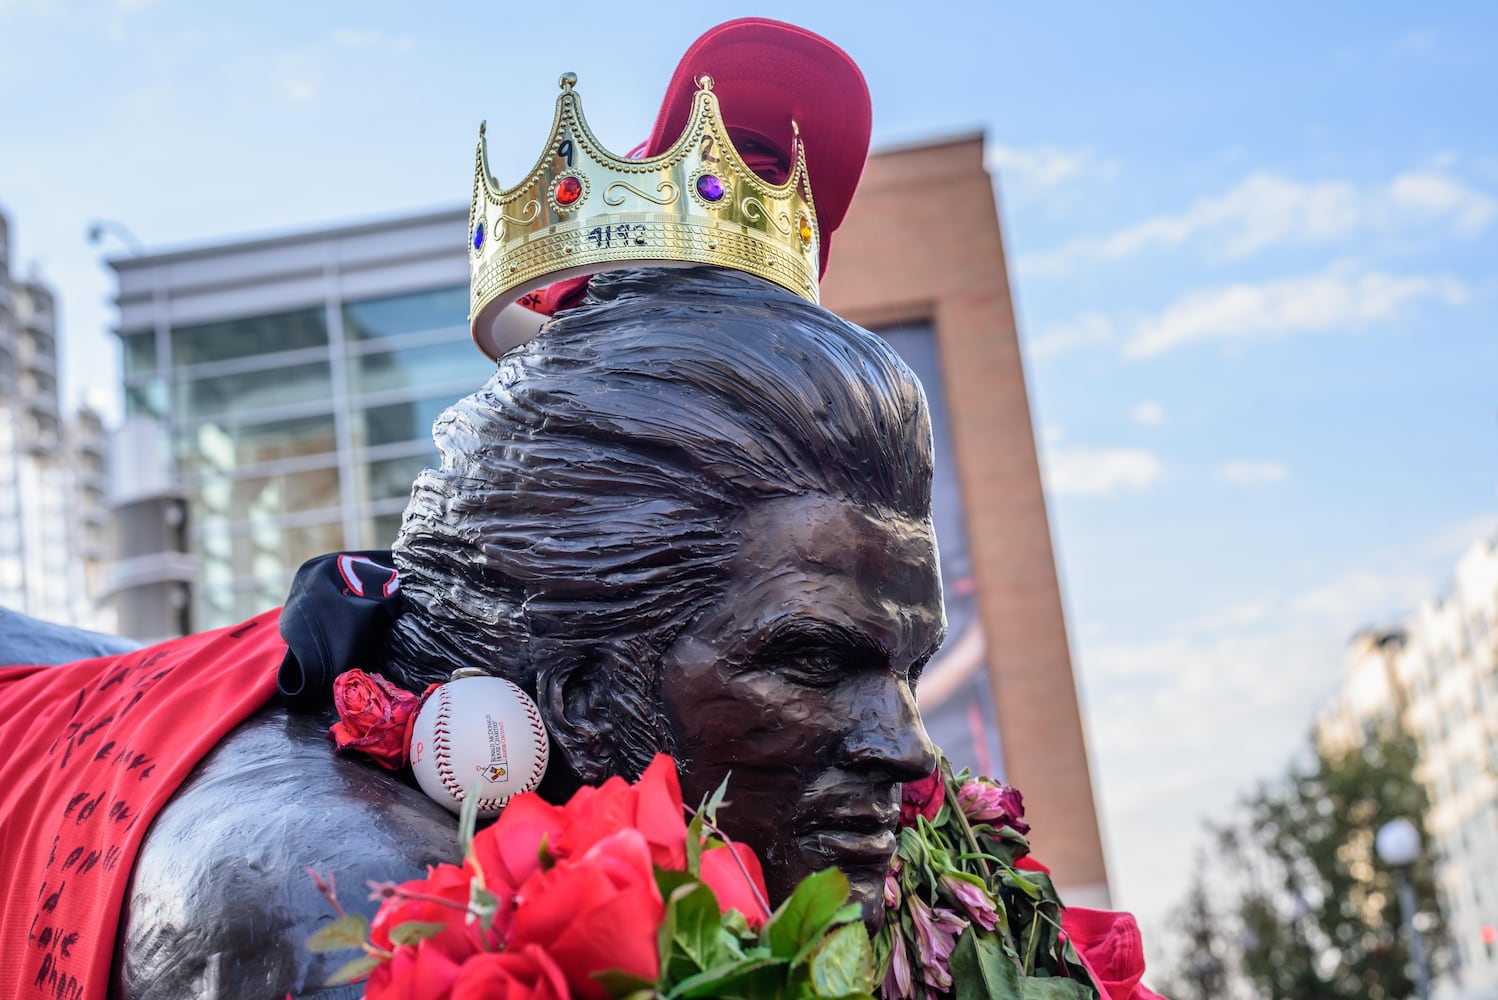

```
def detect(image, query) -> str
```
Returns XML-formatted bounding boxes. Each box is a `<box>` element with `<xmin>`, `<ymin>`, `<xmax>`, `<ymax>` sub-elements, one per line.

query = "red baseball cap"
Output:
<box><xmin>526</xmin><ymin>18</ymin><xmax>870</xmax><ymax>316</ymax></box>
<box><xmin>645</xmin><ymin>17</ymin><xmax>871</xmax><ymax>279</ymax></box>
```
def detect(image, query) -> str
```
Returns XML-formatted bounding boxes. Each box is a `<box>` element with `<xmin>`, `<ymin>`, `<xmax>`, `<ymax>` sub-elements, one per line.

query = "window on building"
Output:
<box><xmin>120</xmin><ymin>329</ymin><xmax>156</xmax><ymax>377</ymax></box>
<box><xmin>170</xmin><ymin>307</ymin><xmax>328</xmax><ymax>369</ymax></box>
<box><xmin>178</xmin><ymin>361</ymin><xmax>332</xmax><ymax>421</ymax></box>
<box><xmin>349</xmin><ymin>339</ymin><xmax>480</xmax><ymax>396</ymax></box>
<box><xmin>342</xmin><ymin>285</ymin><xmax>468</xmax><ymax>342</ymax></box>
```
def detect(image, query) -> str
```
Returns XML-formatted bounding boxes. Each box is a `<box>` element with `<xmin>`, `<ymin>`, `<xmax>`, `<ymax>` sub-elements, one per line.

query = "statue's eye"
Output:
<box><xmin>779</xmin><ymin>651</ymin><xmax>848</xmax><ymax>687</ymax></box>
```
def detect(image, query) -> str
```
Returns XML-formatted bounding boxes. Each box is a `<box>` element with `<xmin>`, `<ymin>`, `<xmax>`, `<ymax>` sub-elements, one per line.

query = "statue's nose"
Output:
<box><xmin>841</xmin><ymin>674</ymin><xmax>936</xmax><ymax>781</ymax></box>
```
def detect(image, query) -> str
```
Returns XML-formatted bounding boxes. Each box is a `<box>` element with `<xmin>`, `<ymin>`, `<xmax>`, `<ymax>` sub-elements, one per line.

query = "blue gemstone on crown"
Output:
<box><xmin>473</xmin><ymin>221</ymin><xmax>485</xmax><ymax>251</ymax></box>
<box><xmin>696</xmin><ymin>174</ymin><xmax>725</xmax><ymax>202</ymax></box>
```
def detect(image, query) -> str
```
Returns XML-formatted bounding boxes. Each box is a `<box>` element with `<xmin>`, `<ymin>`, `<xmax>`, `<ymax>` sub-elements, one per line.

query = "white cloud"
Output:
<box><xmin>1019</xmin><ymin>169</ymin><xmax>1498</xmax><ymax>278</ymax></box>
<box><xmin>1124</xmin><ymin>263</ymin><xmax>1468</xmax><ymax>359</ymax></box>
<box><xmin>1388</xmin><ymin>171</ymin><xmax>1497</xmax><ymax>232</ymax></box>
<box><xmin>1026</xmin><ymin>311</ymin><xmax>1114</xmax><ymax>359</ymax></box>
<box><xmin>1217</xmin><ymin>460</ymin><xmax>1289</xmax><ymax>485</ymax></box>
<box><xmin>1290</xmin><ymin>568</ymin><xmax>1438</xmax><ymax>626</ymax></box>
<box><xmin>985</xmin><ymin>144</ymin><xmax>1117</xmax><ymax>205</ymax></box>
<box><xmin>1082</xmin><ymin>514</ymin><xmax>1491</xmax><ymax>938</ymax></box>
<box><xmin>1129</xmin><ymin>401</ymin><xmax>1165</xmax><ymax>427</ymax></box>
<box><xmin>1042</xmin><ymin>443</ymin><xmax>1163</xmax><ymax>498</ymax></box>
<box><xmin>1079</xmin><ymin>623</ymin><xmax>1341</xmax><ymax>933</ymax></box>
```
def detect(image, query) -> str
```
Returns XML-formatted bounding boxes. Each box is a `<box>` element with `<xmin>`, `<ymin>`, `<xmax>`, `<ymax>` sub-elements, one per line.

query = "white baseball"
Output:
<box><xmin>408</xmin><ymin>676</ymin><xmax>550</xmax><ymax>818</ymax></box>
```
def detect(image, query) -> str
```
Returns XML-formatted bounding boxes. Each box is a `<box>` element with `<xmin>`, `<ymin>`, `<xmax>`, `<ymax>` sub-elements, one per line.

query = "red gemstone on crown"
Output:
<box><xmin>555</xmin><ymin>176</ymin><xmax>583</xmax><ymax>206</ymax></box>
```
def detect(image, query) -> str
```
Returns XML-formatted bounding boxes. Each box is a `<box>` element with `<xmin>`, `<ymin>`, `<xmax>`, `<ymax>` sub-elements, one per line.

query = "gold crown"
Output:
<box><xmin>469</xmin><ymin>72</ymin><xmax>820</xmax><ymax>360</ymax></box>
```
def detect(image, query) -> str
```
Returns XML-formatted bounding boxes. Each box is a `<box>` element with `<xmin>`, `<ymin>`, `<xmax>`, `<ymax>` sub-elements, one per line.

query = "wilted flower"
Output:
<box><xmin>884</xmin><ymin>865</ymin><xmax>902</xmax><ymax>911</ymax></box>
<box><xmin>881</xmin><ymin>926</ymin><xmax>914</xmax><ymax>999</ymax></box>
<box><xmin>908</xmin><ymin>894</ymin><xmax>967</xmax><ymax>991</ymax></box>
<box><xmin>900</xmin><ymin>768</ymin><xmax>946</xmax><ymax>827</ymax></box>
<box><xmin>940</xmin><ymin>871</ymin><xmax>999</xmax><ymax>931</ymax></box>
<box><xmin>956</xmin><ymin>779</ymin><xmax>1030</xmax><ymax>835</ymax></box>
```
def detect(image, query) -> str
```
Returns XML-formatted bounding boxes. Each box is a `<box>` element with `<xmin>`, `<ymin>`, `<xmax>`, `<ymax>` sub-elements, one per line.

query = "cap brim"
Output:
<box><xmin>645</xmin><ymin>18</ymin><xmax>871</xmax><ymax>277</ymax></box>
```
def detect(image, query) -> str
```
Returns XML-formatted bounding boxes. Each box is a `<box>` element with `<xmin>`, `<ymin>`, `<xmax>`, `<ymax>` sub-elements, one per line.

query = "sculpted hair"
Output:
<box><xmin>386</xmin><ymin>266</ymin><xmax>933</xmax><ymax>781</ymax></box>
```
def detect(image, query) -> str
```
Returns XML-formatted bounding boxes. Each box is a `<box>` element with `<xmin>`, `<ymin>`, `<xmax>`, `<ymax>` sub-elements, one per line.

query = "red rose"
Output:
<box><xmin>450</xmin><ymin>944</ymin><xmax>570</xmax><ymax>1000</ymax></box>
<box><xmin>509</xmin><ymin>828</ymin><xmax>664</xmax><ymax>1000</ymax></box>
<box><xmin>370</xmin><ymin>863</ymin><xmax>497</xmax><ymax>957</ymax></box>
<box><xmin>363</xmin><ymin>935</ymin><xmax>468</xmax><ymax>1000</ymax></box>
<box><xmin>468</xmin><ymin>792</ymin><xmax>567</xmax><ymax>893</ymax></box>
<box><xmin>699</xmin><ymin>841</ymin><xmax>771</xmax><ymax>929</ymax></box>
<box><xmin>556</xmin><ymin>755</ymin><xmax>689</xmax><ymax>870</ymax></box>
<box><xmin>900</xmin><ymin>768</ymin><xmax>946</xmax><ymax>827</ymax></box>
<box><xmin>329</xmin><ymin>669</ymin><xmax>422</xmax><ymax>769</ymax></box>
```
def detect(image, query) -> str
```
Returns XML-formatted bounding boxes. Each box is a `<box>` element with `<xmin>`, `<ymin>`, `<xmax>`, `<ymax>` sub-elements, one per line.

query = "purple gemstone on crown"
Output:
<box><xmin>696</xmin><ymin>174</ymin><xmax>725</xmax><ymax>202</ymax></box>
<box><xmin>473</xmin><ymin>221</ymin><xmax>485</xmax><ymax>251</ymax></box>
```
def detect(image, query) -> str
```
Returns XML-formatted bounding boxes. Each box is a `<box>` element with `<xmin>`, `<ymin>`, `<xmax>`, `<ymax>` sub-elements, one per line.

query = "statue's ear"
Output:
<box><xmin>536</xmin><ymin>655</ymin><xmax>615</xmax><ymax>786</ymax></box>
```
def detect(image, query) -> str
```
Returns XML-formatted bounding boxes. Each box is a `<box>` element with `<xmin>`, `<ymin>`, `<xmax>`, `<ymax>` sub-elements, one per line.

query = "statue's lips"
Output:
<box><xmin>793</xmin><ymin>794</ymin><xmax>900</xmax><ymax>864</ymax></box>
<box><xmin>795</xmin><ymin>827</ymin><xmax>897</xmax><ymax>864</ymax></box>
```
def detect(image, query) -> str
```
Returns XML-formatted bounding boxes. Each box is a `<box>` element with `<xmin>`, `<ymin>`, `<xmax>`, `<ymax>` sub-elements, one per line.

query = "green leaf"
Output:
<box><xmin>458</xmin><ymin>781</ymin><xmax>480</xmax><ymax>861</ymax></box>
<box><xmin>686</xmin><ymin>809</ymin><xmax>706</xmax><ymax>876</ymax></box>
<box><xmin>388</xmin><ymin>920</ymin><xmax>447</xmax><ymax>947</ymax></box>
<box><xmin>593</xmin><ymin>969</ymin><xmax>658</xmax><ymax>997</ymax></box>
<box><xmin>668</xmin><ymin>956</ymin><xmax>785</xmax><ymax>998</ymax></box>
<box><xmin>306</xmin><ymin>912</ymin><xmax>370</xmax><ymax>952</ymax></box>
<box><xmin>760</xmin><ymin>867</ymin><xmax>855</xmax><ymax>963</ymax></box>
<box><xmin>323</xmin><ymin>952</ymin><xmax>382</xmax><ymax>986</ymax></box>
<box><xmin>702</xmin><ymin>772</ymin><xmax>732</xmax><ymax>825</ymax></box>
<box><xmin>948</xmin><ymin>927</ymin><xmax>1023</xmax><ymax>1000</ymax></box>
<box><xmin>470</xmin><ymin>882</ymin><xmax>500</xmax><ymax>933</ymax></box>
<box><xmin>720</xmin><ymin>906</ymin><xmax>754</xmax><ymax>942</ymax></box>
<box><xmin>662</xmin><ymin>882</ymin><xmax>728</xmax><ymax>978</ymax></box>
<box><xmin>808</xmin><ymin>922</ymin><xmax>875</xmax><ymax>995</ymax></box>
<box><xmin>1019</xmin><ymin>977</ymin><xmax>1095</xmax><ymax>999</ymax></box>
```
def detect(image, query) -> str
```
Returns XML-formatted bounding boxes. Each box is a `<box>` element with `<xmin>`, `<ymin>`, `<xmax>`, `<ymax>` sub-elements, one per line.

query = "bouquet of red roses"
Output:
<box><xmin>309</xmin><ymin>755</ymin><xmax>879</xmax><ymax>998</ymax></box>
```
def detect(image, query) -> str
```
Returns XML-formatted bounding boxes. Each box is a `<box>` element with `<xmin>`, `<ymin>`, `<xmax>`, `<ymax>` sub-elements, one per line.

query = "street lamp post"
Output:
<box><xmin>1376</xmin><ymin>816</ymin><xmax>1432</xmax><ymax>1000</ymax></box>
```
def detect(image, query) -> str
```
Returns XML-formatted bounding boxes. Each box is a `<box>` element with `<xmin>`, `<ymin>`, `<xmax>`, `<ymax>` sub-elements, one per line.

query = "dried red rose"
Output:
<box><xmin>328</xmin><ymin>669</ymin><xmax>422</xmax><ymax>769</ymax></box>
<box><xmin>899</xmin><ymin>767</ymin><xmax>946</xmax><ymax>827</ymax></box>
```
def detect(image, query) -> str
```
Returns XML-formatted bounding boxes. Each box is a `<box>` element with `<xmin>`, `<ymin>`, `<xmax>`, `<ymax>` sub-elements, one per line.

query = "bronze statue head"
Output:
<box><xmin>387</xmin><ymin>266</ymin><xmax>942</xmax><ymax>920</ymax></box>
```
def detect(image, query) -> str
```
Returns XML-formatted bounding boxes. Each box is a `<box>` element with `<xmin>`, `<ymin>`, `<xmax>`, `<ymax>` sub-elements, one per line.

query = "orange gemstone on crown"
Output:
<box><xmin>798</xmin><ymin>215</ymin><xmax>813</xmax><ymax>247</ymax></box>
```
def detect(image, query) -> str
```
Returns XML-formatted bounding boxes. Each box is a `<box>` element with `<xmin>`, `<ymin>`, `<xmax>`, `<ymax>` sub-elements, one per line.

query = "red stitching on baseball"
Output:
<box><xmin>432</xmin><ymin>688</ymin><xmax>464</xmax><ymax>800</ymax></box>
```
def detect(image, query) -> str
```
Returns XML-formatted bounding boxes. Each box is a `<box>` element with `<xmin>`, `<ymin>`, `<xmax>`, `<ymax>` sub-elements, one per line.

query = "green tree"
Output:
<box><xmin>1164</xmin><ymin>724</ymin><xmax>1445</xmax><ymax>999</ymax></box>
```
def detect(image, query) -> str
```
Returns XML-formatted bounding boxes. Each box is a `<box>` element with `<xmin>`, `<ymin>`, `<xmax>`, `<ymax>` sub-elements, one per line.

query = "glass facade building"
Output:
<box><xmin>110</xmin><ymin>210</ymin><xmax>485</xmax><ymax>631</ymax></box>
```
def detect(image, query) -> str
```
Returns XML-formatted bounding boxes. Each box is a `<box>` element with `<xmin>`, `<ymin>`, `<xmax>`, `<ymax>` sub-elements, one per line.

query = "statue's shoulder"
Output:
<box><xmin>114</xmin><ymin>702</ymin><xmax>458</xmax><ymax>1000</ymax></box>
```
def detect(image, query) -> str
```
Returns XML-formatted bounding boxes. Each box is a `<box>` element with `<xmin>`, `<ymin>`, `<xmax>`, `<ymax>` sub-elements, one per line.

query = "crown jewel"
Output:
<box><xmin>469</xmin><ymin>72</ymin><xmax>821</xmax><ymax>360</ymax></box>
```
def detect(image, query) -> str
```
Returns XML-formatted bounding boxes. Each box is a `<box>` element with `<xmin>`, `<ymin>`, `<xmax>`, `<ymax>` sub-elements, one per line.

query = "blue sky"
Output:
<box><xmin>3</xmin><ymin>0</ymin><xmax>1496</xmax><ymax>962</ymax></box>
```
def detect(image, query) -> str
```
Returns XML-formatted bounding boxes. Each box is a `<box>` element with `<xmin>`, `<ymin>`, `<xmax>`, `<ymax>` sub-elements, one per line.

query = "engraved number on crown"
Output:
<box><xmin>699</xmin><ymin>135</ymin><xmax>720</xmax><ymax>165</ymax></box>
<box><xmin>589</xmin><ymin>224</ymin><xmax>648</xmax><ymax>249</ymax></box>
<box><xmin>556</xmin><ymin>139</ymin><xmax>574</xmax><ymax>167</ymax></box>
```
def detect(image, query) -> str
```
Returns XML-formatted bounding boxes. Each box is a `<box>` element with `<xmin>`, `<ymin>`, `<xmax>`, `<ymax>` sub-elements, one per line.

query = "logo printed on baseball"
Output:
<box><xmin>409</xmin><ymin>675</ymin><xmax>549</xmax><ymax>818</ymax></box>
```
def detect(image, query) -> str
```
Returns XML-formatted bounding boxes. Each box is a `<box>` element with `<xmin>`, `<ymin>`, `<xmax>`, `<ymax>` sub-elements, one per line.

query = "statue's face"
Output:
<box><xmin>661</xmin><ymin>493</ymin><xmax>942</xmax><ymax>925</ymax></box>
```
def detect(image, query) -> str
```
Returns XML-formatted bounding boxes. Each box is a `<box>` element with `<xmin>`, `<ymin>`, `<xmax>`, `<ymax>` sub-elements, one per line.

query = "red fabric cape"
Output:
<box><xmin>0</xmin><ymin>611</ymin><xmax>283</xmax><ymax>1000</ymax></box>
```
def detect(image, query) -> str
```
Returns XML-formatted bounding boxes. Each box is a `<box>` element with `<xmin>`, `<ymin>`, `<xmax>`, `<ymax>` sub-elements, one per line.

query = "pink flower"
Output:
<box><xmin>940</xmin><ymin>872</ymin><xmax>999</xmax><ymax>931</ymax></box>
<box><xmin>900</xmin><ymin>769</ymin><xmax>946</xmax><ymax>827</ymax></box>
<box><xmin>883</xmin><ymin>866</ymin><xmax>901</xmax><ymax>910</ymax></box>
<box><xmin>957</xmin><ymin>780</ymin><xmax>1030</xmax><ymax>835</ymax></box>
<box><xmin>881</xmin><ymin>928</ymin><xmax>914</xmax><ymax>999</ymax></box>
<box><xmin>909</xmin><ymin>894</ymin><xmax>967</xmax><ymax>992</ymax></box>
